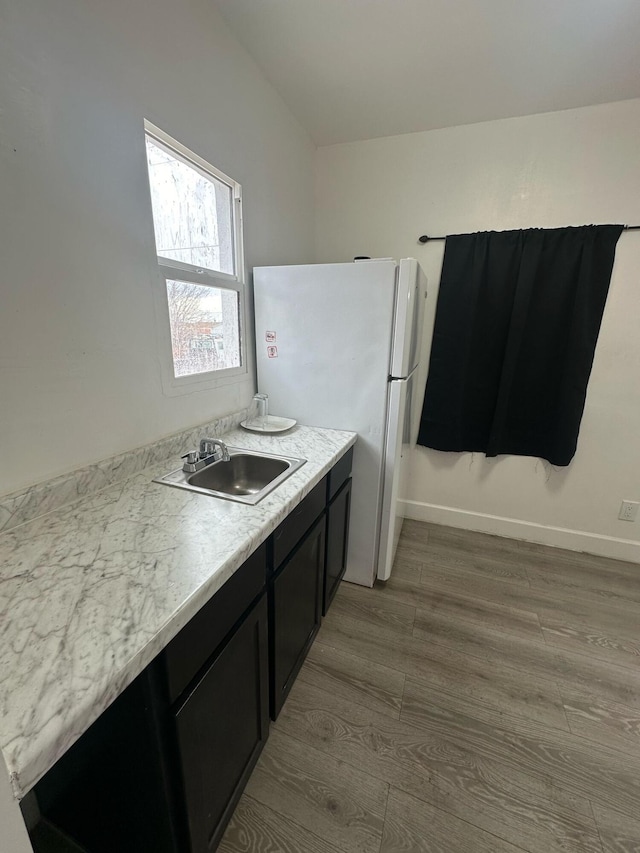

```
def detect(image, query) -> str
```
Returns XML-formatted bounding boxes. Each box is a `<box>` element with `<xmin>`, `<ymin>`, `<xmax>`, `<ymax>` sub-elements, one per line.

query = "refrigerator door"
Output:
<box><xmin>377</xmin><ymin>372</ymin><xmax>415</xmax><ymax>581</ymax></box>
<box><xmin>389</xmin><ymin>259</ymin><xmax>427</xmax><ymax>379</ymax></box>
<box><xmin>254</xmin><ymin>260</ymin><xmax>398</xmax><ymax>588</ymax></box>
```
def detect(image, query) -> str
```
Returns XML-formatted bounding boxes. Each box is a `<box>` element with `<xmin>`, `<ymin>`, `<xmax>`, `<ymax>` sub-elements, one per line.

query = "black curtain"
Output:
<box><xmin>417</xmin><ymin>225</ymin><xmax>623</xmax><ymax>466</ymax></box>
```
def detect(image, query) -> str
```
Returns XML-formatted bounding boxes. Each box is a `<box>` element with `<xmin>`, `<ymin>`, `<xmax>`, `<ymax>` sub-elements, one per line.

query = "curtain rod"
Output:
<box><xmin>418</xmin><ymin>225</ymin><xmax>640</xmax><ymax>244</ymax></box>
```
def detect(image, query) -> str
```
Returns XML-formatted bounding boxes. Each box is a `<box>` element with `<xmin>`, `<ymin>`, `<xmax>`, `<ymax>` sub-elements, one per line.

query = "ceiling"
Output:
<box><xmin>213</xmin><ymin>0</ymin><xmax>640</xmax><ymax>146</ymax></box>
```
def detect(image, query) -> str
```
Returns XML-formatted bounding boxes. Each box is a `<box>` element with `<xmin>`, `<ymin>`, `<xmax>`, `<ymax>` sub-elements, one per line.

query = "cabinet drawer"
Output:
<box><xmin>272</xmin><ymin>477</ymin><xmax>326</xmax><ymax>569</ymax></box>
<box><xmin>327</xmin><ymin>447</ymin><xmax>353</xmax><ymax>501</ymax></box>
<box><xmin>164</xmin><ymin>543</ymin><xmax>267</xmax><ymax>703</ymax></box>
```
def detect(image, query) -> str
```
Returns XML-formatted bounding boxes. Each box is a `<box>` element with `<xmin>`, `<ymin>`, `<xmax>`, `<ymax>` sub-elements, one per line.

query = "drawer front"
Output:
<box><xmin>164</xmin><ymin>543</ymin><xmax>267</xmax><ymax>704</ymax></box>
<box><xmin>272</xmin><ymin>477</ymin><xmax>326</xmax><ymax>569</ymax></box>
<box><xmin>327</xmin><ymin>447</ymin><xmax>354</xmax><ymax>501</ymax></box>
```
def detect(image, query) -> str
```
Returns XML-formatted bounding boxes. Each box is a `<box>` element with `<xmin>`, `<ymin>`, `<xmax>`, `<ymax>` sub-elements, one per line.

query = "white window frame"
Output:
<box><xmin>144</xmin><ymin>120</ymin><xmax>247</xmax><ymax>395</ymax></box>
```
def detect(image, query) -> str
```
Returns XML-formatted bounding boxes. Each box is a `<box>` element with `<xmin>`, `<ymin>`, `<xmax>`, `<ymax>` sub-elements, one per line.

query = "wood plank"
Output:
<box><xmin>401</xmin><ymin>677</ymin><xmax>640</xmax><ymax>820</ymax></box>
<box><xmin>524</xmin><ymin>548</ymin><xmax>640</xmax><ymax>584</ymax></box>
<box><xmin>412</xmin><ymin>607</ymin><xmax>640</xmax><ymax>711</ymax></box>
<box><xmin>218</xmin><ymin>795</ymin><xmax>341</xmax><ymax>853</ymax></box>
<box><xmin>561</xmin><ymin>687</ymin><xmax>640</xmax><ymax>754</ymax></box>
<box><xmin>420</xmin><ymin>560</ymin><xmax>640</xmax><ymax>641</ymax></box>
<box><xmin>319</xmin><ymin>601</ymin><xmax>569</xmax><ymax>731</ymax></box>
<box><xmin>329</xmin><ymin>582</ymin><xmax>416</xmax><ymax>634</ymax></box>
<box><xmin>381</xmin><ymin>786</ymin><xmax>526</xmax><ymax>853</ymax></box>
<box><xmin>408</xmin><ymin>586</ymin><xmax>543</xmax><ymax>641</ymax></box>
<box><xmin>347</xmin><ymin>571</ymin><xmax>540</xmax><ymax>644</ymax></box>
<box><xmin>244</xmin><ymin>727</ymin><xmax>388</xmax><ymax>853</ymax></box>
<box><xmin>277</xmin><ymin>679</ymin><xmax>600</xmax><ymax>853</ymax></box>
<box><xmin>299</xmin><ymin>641</ymin><xmax>405</xmax><ymax>720</ymax></box>
<box><xmin>415</xmin><ymin>522</ymin><xmax>522</xmax><ymax>554</ymax></box>
<box><xmin>526</xmin><ymin>563</ymin><xmax>640</xmax><ymax>608</ymax></box>
<box><xmin>408</xmin><ymin>521</ymin><xmax>529</xmax><ymax>562</ymax></box>
<box><xmin>412</xmin><ymin>604</ymin><xmax>542</xmax><ymax>659</ymax></box>
<box><xmin>541</xmin><ymin>617</ymin><xmax>640</xmax><ymax>671</ymax></box>
<box><xmin>425</xmin><ymin>523</ymin><xmax>637</xmax><ymax>588</ymax></box>
<box><xmin>398</xmin><ymin>519</ymin><xmax>430</xmax><ymax>546</ymax></box>
<box><xmin>591</xmin><ymin>802</ymin><xmax>640</xmax><ymax>853</ymax></box>
<box><xmin>408</xmin><ymin>520</ymin><xmax>639</xmax><ymax>589</ymax></box>
<box><xmin>399</xmin><ymin>539</ymin><xmax>531</xmax><ymax>585</ymax></box>
<box><xmin>388</xmin><ymin>557</ymin><xmax>423</xmax><ymax>583</ymax></box>
<box><xmin>377</xmin><ymin>567</ymin><xmax>530</xmax><ymax>615</ymax></box>
<box><xmin>518</xmin><ymin>537</ymin><xmax>640</xmax><ymax>578</ymax></box>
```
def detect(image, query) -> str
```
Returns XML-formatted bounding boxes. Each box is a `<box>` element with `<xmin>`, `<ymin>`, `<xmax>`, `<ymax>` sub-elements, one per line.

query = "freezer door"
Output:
<box><xmin>389</xmin><ymin>259</ymin><xmax>427</xmax><ymax>379</ymax></box>
<box><xmin>377</xmin><ymin>372</ymin><xmax>415</xmax><ymax>581</ymax></box>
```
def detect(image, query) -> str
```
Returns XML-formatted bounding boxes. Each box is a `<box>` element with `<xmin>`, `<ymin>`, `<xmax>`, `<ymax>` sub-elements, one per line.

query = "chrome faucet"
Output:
<box><xmin>181</xmin><ymin>438</ymin><xmax>231</xmax><ymax>473</ymax></box>
<box><xmin>199</xmin><ymin>437</ymin><xmax>230</xmax><ymax>462</ymax></box>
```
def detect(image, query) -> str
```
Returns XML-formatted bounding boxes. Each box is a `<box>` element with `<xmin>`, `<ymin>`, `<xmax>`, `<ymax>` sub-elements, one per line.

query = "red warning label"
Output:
<box><xmin>267</xmin><ymin>346</ymin><xmax>278</xmax><ymax>358</ymax></box>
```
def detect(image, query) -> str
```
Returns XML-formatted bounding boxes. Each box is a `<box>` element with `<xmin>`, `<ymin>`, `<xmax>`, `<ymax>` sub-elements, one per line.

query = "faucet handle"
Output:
<box><xmin>198</xmin><ymin>437</ymin><xmax>230</xmax><ymax>462</ymax></box>
<box><xmin>182</xmin><ymin>451</ymin><xmax>199</xmax><ymax>465</ymax></box>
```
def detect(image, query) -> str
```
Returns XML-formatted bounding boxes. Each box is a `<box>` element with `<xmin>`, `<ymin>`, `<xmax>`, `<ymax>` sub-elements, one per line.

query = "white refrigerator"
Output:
<box><xmin>253</xmin><ymin>258</ymin><xmax>427</xmax><ymax>587</ymax></box>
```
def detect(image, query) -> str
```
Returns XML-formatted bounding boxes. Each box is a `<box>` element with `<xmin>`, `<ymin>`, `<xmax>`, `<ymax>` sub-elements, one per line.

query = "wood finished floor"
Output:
<box><xmin>219</xmin><ymin>521</ymin><xmax>640</xmax><ymax>853</ymax></box>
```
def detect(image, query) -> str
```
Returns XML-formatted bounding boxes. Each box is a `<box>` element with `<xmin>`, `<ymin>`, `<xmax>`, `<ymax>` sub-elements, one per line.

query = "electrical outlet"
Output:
<box><xmin>618</xmin><ymin>500</ymin><xmax>639</xmax><ymax>522</ymax></box>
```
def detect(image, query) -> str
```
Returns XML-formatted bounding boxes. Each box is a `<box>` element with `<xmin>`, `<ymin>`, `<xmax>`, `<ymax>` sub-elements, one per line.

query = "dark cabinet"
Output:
<box><xmin>158</xmin><ymin>543</ymin><xmax>270</xmax><ymax>853</ymax></box>
<box><xmin>324</xmin><ymin>446</ymin><xmax>353</xmax><ymax>616</ymax></box>
<box><xmin>29</xmin><ymin>819</ymin><xmax>89</xmax><ymax>853</ymax></box>
<box><xmin>272</xmin><ymin>479</ymin><xmax>326</xmax><ymax>568</ymax></box>
<box><xmin>31</xmin><ymin>546</ymin><xmax>269</xmax><ymax>853</ymax></box>
<box><xmin>175</xmin><ymin>593</ymin><xmax>269</xmax><ymax>853</ymax></box>
<box><xmin>163</xmin><ymin>545</ymin><xmax>267</xmax><ymax>705</ymax></box>
<box><xmin>324</xmin><ymin>476</ymin><xmax>352</xmax><ymax>615</ymax></box>
<box><xmin>29</xmin><ymin>449</ymin><xmax>355</xmax><ymax>853</ymax></box>
<box><xmin>327</xmin><ymin>447</ymin><xmax>353</xmax><ymax>503</ymax></box>
<box><xmin>270</xmin><ymin>491</ymin><xmax>326</xmax><ymax>719</ymax></box>
<box><xmin>31</xmin><ymin>664</ymin><xmax>183</xmax><ymax>853</ymax></box>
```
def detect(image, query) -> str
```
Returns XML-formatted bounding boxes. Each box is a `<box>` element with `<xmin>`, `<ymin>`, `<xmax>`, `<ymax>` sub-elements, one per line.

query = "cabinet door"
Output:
<box><xmin>271</xmin><ymin>515</ymin><xmax>325</xmax><ymax>719</ymax></box>
<box><xmin>324</xmin><ymin>477</ymin><xmax>352</xmax><ymax>615</ymax></box>
<box><xmin>272</xmin><ymin>478</ymin><xmax>326</xmax><ymax>570</ymax></box>
<box><xmin>165</xmin><ymin>544</ymin><xmax>266</xmax><ymax>704</ymax></box>
<box><xmin>175</xmin><ymin>593</ymin><xmax>269</xmax><ymax>853</ymax></box>
<box><xmin>33</xmin><ymin>668</ymin><xmax>182</xmax><ymax>853</ymax></box>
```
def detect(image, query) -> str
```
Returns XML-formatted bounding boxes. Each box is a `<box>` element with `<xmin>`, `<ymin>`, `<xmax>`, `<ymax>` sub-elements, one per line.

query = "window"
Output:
<box><xmin>144</xmin><ymin>121</ymin><xmax>245</xmax><ymax>388</ymax></box>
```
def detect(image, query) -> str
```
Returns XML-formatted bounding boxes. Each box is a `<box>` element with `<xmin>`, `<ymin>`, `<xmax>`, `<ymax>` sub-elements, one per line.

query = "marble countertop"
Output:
<box><xmin>0</xmin><ymin>424</ymin><xmax>356</xmax><ymax>800</ymax></box>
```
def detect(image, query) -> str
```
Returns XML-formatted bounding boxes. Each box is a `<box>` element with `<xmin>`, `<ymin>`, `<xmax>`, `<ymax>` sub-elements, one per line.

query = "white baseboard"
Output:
<box><xmin>400</xmin><ymin>500</ymin><xmax>640</xmax><ymax>564</ymax></box>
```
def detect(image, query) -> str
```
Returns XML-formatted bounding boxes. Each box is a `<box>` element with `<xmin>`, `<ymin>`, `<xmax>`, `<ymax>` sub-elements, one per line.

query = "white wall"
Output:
<box><xmin>316</xmin><ymin>100</ymin><xmax>640</xmax><ymax>559</ymax></box>
<box><xmin>0</xmin><ymin>0</ymin><xmax>315</xmax><ymax>496</ymax></box>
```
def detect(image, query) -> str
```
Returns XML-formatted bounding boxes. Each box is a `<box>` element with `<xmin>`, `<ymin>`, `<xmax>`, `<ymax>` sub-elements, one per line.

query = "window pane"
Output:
<box><xmin>166</xmin><ymin>280</ymin><xmax>241</xmax><ymax>377</ymax></box>
<box><xmin>146</xmin><ymin>137</ymin><xmax>235</xmax><ymax>274</ymax></box>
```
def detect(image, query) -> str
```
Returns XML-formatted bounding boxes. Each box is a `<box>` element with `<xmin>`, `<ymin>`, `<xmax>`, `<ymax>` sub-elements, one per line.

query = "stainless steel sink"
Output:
<box><xmin>154</xmin><ymin>447</ymin><xmax>306</xmax><ymax>505</ymax></box>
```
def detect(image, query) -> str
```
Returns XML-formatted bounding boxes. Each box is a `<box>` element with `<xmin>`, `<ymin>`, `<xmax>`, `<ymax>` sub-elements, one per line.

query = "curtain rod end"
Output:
<box><xmin>418</xmin><ymin>235</ymin><xmax>430</xmax><ymax>244</ymax></box>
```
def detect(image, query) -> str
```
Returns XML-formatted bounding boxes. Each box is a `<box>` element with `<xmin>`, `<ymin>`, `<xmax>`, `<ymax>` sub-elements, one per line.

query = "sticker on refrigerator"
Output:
<box><xmin>265</xmin><ymin>331</ymin><xmax>276</xmax><ymax>342</ymax></box>
<box><xmin>267</xmin><ymin>346</ymin><xmax>278</xmax><ymax>358</ymax></box>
